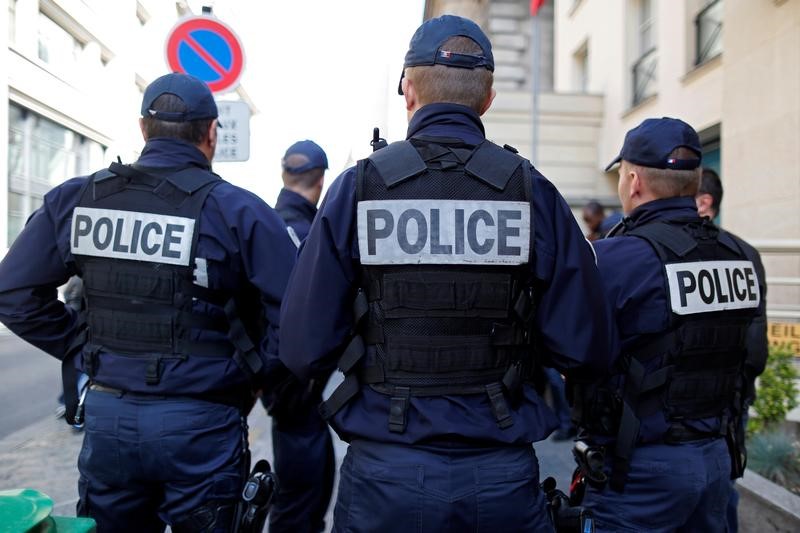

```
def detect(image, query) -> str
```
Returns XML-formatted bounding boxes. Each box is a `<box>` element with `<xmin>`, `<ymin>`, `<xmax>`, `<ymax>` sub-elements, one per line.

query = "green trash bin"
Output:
<box><xmin>0</xmin><ymin>489</ymin><xmax>96</xmax><ymax>533</ymax></box>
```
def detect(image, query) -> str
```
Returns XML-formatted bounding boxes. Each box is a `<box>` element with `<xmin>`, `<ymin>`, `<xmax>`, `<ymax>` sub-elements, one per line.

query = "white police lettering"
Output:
<box><xmin>71</xmin><ymin>207</ymin><xmax>195</xmax><ymax>266</ymax></box>
<box><xmin>357</xmin><ymin>199</ymin><xmax>530</xmax><ymax>265</ymax></box>
<box><xmin>665</xmin><ymin>261</ymin><xmax>760</xmax><ymax>315</ymax></box>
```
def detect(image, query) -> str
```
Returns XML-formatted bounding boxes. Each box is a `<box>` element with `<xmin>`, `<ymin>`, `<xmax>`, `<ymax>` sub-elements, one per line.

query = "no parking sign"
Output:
<box><xmin>165</xmin><ymin>16</ymin><xmax>245</xmax><ymax>94</ymax></box>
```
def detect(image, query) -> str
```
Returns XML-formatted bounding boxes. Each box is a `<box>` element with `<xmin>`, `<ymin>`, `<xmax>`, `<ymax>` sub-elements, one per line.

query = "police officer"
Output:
<box><xmin>279</xmin><ymin>15</ymin><xmax>615</xmax><ymax>532</ymax></box>
<box><xmin>0</xmin><ymin>73</ymin><xmax>297</xmax><ymax>532</ymax></box>
<box><xmin>695</xmin><ymin>167</ymin><xmax>768</xmax><ymax>533</ymax></box>
<box><xmin>275</xmin><ymin>139</ymin><xmax>328</xmax><ymax>245</ymax></box>
<box><xmin>575</xmin><ymin>117</ymin><xmax>767</xmax><ymax>531</ymax></box>
<box><xmin>268</xmin><ymin>139</ymin><xmax>335</xmax><ymax>533</ymax></box>
<box><xmin>696</xmin><ymin>167</ymin><xmax>723</xmax><ymax>221</ymax></box>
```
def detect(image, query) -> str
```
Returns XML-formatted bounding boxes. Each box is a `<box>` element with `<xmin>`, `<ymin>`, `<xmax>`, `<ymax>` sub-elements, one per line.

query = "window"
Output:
<box><xmin>695</xmin><ymin>0</ymin><xmax>723</xmax><ymax>65</ymax></box>
<box><xmin>37</xmin><ymin>13</ymin><xmax>83</xmax><ymax>68</ymax></box>
<box><xmin>632</xmin><ymin>0</ymin><xmax>657</xmax><ymax>106</ymax></box>
<box><xmin>136</xmin><ymin>2</ymin><xmax>150</xmax><ymax>26</ymax></box>
<box><xmin>7</xmin><ymin>104</ymin><xmax>105</xmax><ymax>245</ymax></box>
<box><xmin>573</xmin><ymin>42</ymin><xmax>589</xmax><ymax>93</ymax></box>
<box><xmin>8</xmin><ymin>0</ymin><xmax>16</xmax><ymax>43</ymax></box>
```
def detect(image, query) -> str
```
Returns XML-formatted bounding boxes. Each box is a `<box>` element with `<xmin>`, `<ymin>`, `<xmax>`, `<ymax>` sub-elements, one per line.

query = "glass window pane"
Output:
<box><xmin>8</xmin><ymin>104</ymin><xmax>25</xmax><ymax>180</ymax></box>
<box><xmin>7</xmin><ymin>105</ymin><xmax>89</xmax><ymax>244</ymax></box>
<box><xmin>696</xmin><ymin>0</ymin><xmax>723</xmax><ymax>64</ymax></box>
<box><xmin>37</xmin><ymin>13</ymin><xmax>83</xmax><ymax>68</ymax></box>
<box><xmin>7</xmin><ymin>192</ymin><xmax>26</xmax><ymax>245</ymax></box>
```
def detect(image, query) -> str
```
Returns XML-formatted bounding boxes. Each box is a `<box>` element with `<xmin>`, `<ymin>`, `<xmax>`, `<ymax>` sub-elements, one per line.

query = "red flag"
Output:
<box><xmin>530</xmin><ymin>0</ymin><xmax>545</xmax><ymax>16</ymax></box>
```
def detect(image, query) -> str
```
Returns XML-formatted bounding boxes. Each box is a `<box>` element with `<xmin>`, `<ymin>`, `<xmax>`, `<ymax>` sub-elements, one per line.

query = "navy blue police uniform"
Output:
<box><xmin>0</xmin><ymin>74</ymin><xmax>297</xmax><ymax>533</ymax></box>
<box><xmin>279</xmin><ymin>15</ymin><xmax>615</xmax><ymax>532</ymax></box>
<box><xmin>275</xmin><ymin>188</ymin><xmax>317</xmax><ymax>243</ymax></box>
<box><xmin>575</xmin><ymin>118</ymin><xmax>767</xmax><ymax>532</ymax></box>
<box><xmin>269</xmin><ymin>140</ymin><xmax>336</xmax><ymax>533</ymax></box>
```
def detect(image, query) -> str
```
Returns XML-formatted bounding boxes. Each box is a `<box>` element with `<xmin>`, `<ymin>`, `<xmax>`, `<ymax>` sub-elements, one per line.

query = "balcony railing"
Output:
<box><xmin>695</xmin><ymin>0</ymin><xmax>723</xmax><ymax>65</ymax></box>
<box><xmin>632</xmin><ymin>47</ymin><xmax>657</xmax><ymax>106</ymax></box>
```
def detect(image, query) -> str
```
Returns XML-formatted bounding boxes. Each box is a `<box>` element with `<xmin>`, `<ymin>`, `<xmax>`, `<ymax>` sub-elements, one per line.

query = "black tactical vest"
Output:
<box><xmin>589</xmin><ymin>216</ymin><xmax>761</xmax><ymax>490</ymax></box>
<box><xmin>69</xmin><ymin>163</ymin><xmax>264</xmax><ymax>389</ymax></box>
<box><xmin>321</xmin><ymin>139</ymin><xmax>538</xmax><ymax>433</ymax></box>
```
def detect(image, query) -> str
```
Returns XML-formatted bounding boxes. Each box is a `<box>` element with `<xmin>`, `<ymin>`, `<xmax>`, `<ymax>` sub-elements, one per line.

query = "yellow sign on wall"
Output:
<box><xmin>768</xmin><ymin>322</ymin><xmax>800</xmax><ymax>356</ymax></box>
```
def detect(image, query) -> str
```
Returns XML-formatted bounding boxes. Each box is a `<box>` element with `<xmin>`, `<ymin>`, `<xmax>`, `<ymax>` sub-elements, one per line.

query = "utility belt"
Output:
<box><xmin>87</xmin><ymin>382</ymin><xmax>254</xmax><ymax>412</ymax></box>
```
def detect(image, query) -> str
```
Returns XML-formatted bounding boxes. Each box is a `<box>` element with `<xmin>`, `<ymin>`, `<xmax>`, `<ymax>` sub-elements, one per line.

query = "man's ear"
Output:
<box><xmin>630</xmin><ymin>168</ymin><xmax>643</xmax><ymax>200</ymax></box>
<box><xmin>198</xmin><ymin>119</ymin><xmax>218</xmax><ymax>162</ymax></box>
<box><xmin>139</xmin><ymin>118</ymin><xmax>147</xmax><ymax>141</ymax></box>
<box><xmin>695</xmin><ymin>193</ymin><xmax>713</xmax><ymax>217</ymax></box>
<box><xmin>402</xmin><ymin>77</ymin><xmax>417</xmax><ymax>112</ymax></box>
<box><xmin>207</xmin><ymin>119</ymin><xmax>218</xmax><ymax>146</ymax></box>
<box><xmin>478</xmin><ymin>88</ymin><xmax>496</xmax><ymax>116</ymax></box>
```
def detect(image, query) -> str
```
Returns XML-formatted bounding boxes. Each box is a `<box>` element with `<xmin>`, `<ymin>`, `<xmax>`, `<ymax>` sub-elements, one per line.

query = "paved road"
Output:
<box><xmin>0</xmin><ymin>334</ymin><xmax>62</xmax><ymax>439</ymax></box>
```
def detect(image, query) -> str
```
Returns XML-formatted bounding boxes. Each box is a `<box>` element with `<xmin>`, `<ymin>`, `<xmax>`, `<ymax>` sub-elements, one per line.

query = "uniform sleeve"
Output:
<box><xmin>209</xmin><ymin>186</ymin><xmax>297</xmax><ymax>383</ymax></box>
<box><xmin>0</xmin><ymin>179</ymin><xmax>85</xmax><ymax>358</ymax></box>
<box><xmin>529</xmin><ymin>172</ymin><xmax>617</xmax><ymax>376</ymax></box>
<box><xmin>279</xmin><ymin>169</ymin><xmax>359</xmax><ymax>382</ymax></box>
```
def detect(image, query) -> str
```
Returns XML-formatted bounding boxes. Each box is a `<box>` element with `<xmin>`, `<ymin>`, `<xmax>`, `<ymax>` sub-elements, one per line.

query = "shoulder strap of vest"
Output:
<box><xmin>464</xmin><ymin>141</ymin><xmax>524</xmax><ymax>191</ymax></box>
<box><xmin>162</xmin><ymin>166</ymin><xmax>222</xmax><ymax>194</ymax></box>
<box><xmin>92</xmin><ymin>168</ymin><xmax>116</xmax><ymax>182</ymax></box>
<box><xmin>716</xmin><ymin>228</ymin><xmax>746</xmax><ymax>256</ymax></box>
<box><xmin>97</xmin><ymin>163</ymin><xmax>220</xmax><ymax>207</ymax></box>
<box><xmin>366</xmin><ymin>140</ymin><xmax>427</xmax><ymax>188</ymax></box>
<box><xmin>625</xmin><ymin>221</ymin><xmax>698</xmax><ymax>261</ymax></box>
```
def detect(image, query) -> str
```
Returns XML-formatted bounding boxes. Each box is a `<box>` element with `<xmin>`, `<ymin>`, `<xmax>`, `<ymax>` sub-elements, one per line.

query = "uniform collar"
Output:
<box><xmin>406</xmin><ymin>103</ymin><xmax>486</xmax><ymax>145</ymax></box>
<box><xmin>137</xmin><ymin>138</ymin><xmax>211</xmax><ymax>170</ymax></box>
<box><xmin>624</xmin><ymin>196</ymin><xmax>700</xmax><ymax>229</ymax></box>
<box><xmin>276</xmin><ymin>188</ymin><xmax>317</xmax><ymax>219</ymax></box>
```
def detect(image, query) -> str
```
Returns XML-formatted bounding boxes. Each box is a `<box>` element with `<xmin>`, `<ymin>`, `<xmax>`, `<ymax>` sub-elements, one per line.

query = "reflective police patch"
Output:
<box><xmin>71</xmin><ymin>207</ymin><xmax>195</xmax><ymax>266</ymax></box>
<box><xmin>665</xmin><ymin>260</ymin><xmax>761</xmax><ymax>315</ymax></box>
<box><xmin>357</xmin><ymin>199</ymin><xmax>530</xmax><ymax>265</ymax></box>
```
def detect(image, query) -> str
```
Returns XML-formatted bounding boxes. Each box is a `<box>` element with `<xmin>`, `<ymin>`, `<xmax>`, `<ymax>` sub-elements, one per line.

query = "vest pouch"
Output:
<box><xmin>83</xmin><ymin>261</ymin><xmax>175</xmax><ymax>305</ymax></box>
<box><xmin>88</xmin><ymin>308</ymin><xmax>175</xmax><ymax>354</ymax></box>
<box><xmin>381</xmin><ymin>271</ymin><xmax>511</xmax><ymax>319</ymax></box>
<box><xmin>666</xmin><ymin>366</ymin><xmax>740</xmax><ymax>419</ymax></box>
<box><xmin>386</xmin><ymin>334</ymin><xmax>506</xmax><ymax>374</ymax></box>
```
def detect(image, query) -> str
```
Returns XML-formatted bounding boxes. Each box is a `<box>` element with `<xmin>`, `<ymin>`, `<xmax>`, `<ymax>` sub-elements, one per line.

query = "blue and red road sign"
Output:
<box><xmin>166</xmin><ymin>16</ymin><xmax>245</xmax><ymax>94</ymax></box>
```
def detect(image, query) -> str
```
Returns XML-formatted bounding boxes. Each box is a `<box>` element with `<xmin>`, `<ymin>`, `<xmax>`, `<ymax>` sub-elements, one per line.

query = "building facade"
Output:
<box><xmin>424</xmin><ymin>0</ymin><xmax>800</xmax><ymax>320</ymax></box>
<box><xmin>3</xmin><ymin>0</ymin><xmax>254</xmax><ymax>254</ymax></box>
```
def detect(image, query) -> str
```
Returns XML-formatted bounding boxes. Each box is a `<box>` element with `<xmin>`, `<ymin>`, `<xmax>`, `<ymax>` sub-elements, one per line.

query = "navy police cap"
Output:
<box><xmin>605</xmin><ymin>117</ymin><xmax>702</xmax><ymax>172</ymax></box>
<box><xmin>282</xmin><ymin>140</ymin><xmax>328</xmax><ymax>174</ymax></box>
<box><xmin>398</xmin><ymin>15</ymin><xmax>494</xmax><ymax>95</ymax></box>
<box><xmin>141</xmin><ymin>73</ymin><xmax>218</xmax><ymax>122</ymax></box>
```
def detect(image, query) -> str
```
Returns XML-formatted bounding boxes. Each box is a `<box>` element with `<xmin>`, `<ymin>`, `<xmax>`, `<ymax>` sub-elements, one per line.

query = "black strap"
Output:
<box><xmin>353</xmin><ymin>290</ymin><xmax>369</xmax><ymax>324</ymax></box>
<box><xmin>609</xmin><ymin>355</ymin><xmax>674</xmax><ymax>491</ymax></box>
<box><xmin>464</xmin><ymin>141</ymin><xmax>523</xmax><ymax>191</ymax></box>
<box><xmin>388</xmin><ymin>386</ymin><xmax>411</xmax><ymax>433</ymax></box>
<box><xmin>145</xmin><ymin>356</ymin><xmax>161</xmax><ymax>385</ymax></box>
<box><xmin>104</xmin><ymin>162</ymin><xmax>208</xmax><ymax>209</ymax></box>
<box><xmin>609</xmin><ymin>401</ymin><xmax>639</xmax><ymax>492</ymax></box>
<box><xmin>319</xmin><ymin>289</ymin><xmax>373</xmax><ymax>420</ymax></box>
<box><xmin>319</xmin><ymin>373</ymin><xmax>360</xmax><ymax>421</ymax></box>
<box><xmin>486</xmin><ymin>382</ymin><xmax>514</xmax><ymax>429</ymax></box>
<box><xmin>338</xmin><ymin>336</ymin><xmax>366</xmax><ymax>374</ymax></box>
<box><xmin>367</xmin><ymin>141</ymin><xmax>427</xmax><ymax>187</ymax></box>
<box><xmin>626</xmin><ymin>222</ymin><xmax>698</xmax><ymax>260</ymax></box>
<box><xmin>62</xmin><ymin>327</ymin><xmax>88</xmax><ymax>426</ymax></box>
<box><xmin>224</xmin><ymin>299</ymin><xmax>263</xmax><ymax>379</ymax></box>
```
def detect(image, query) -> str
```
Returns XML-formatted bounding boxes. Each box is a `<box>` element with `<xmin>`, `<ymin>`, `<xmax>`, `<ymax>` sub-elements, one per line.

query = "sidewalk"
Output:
<box><xmin>0</xmin><ymin>402</ymin><xmax>574</xmax><ymax>526</ymax></box>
